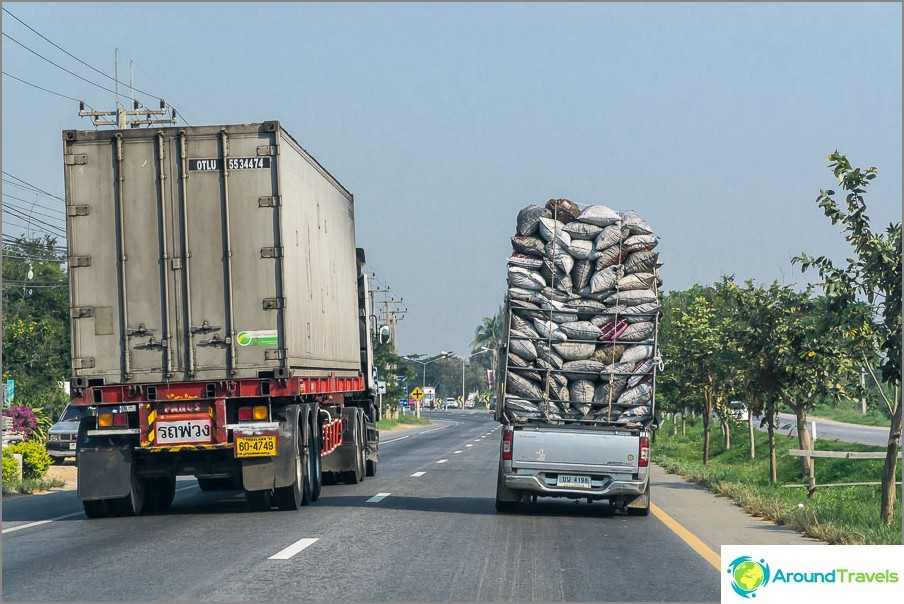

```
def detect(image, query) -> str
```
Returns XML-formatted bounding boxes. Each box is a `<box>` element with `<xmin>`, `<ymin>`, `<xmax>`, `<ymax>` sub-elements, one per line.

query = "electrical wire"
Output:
<box><xmin>1</xmin><ymin>171</ymin><xmax>65</xmax><ymax>202</ymax></box>
<box><xmin>1</xmin><ymin>70</ymin><xmax>89</xmax><ymax>104</ymax></box>
<box><xmin>2</xmin><ymin>196</ymin><xmax>67</xmax><ymax>224</ymax></box>
<box><xmin>2</xmin><ymin>7</ymin><xmax>192</xmax><ymax>125</ymax></box>
<box><xmin>2</xmin><ymin>206</ymin><xmax>67</xmax><ymax>237</ymax></box>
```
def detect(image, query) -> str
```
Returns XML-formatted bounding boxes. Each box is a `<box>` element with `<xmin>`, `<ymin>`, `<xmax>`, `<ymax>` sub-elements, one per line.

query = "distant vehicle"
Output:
<box><xmin>464</xmin><ymin>400</ymin><xmax>475</xmax><ymax>409</ymax></box>
<box><xmin>729</xmin><ymin>401</ymin><xmax>749</xmax><ymax>421</ymax></box>
<box><xmin>445</xmin><ymin>398</ymin><xmax>459</xmax><ymax>410</ymax></box>
<box><xmin>46</xmin><ymin>404</ymin><xmax>80</xmax><ymax>463</ymax></box>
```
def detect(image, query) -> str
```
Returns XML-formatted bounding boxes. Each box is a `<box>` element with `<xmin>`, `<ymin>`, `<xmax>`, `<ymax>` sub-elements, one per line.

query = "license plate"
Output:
<box><xmin>556</xmin><ymin>474</ymin><xmax>592</xmax><ymax>489</ymax></box>
<box><xmin>156</xmin><ymin>420</ymin><xmax>212</xmax><ymax>445</ymax></box>
<box><xmin>235</xmin><ymin>436</ymin><xmax>277</xmax><ymax>458</ymax></box>
<box><xmin>69</xmin><ymin>442</ymin><xmax>76</xmax><ymax>450</ymax></box>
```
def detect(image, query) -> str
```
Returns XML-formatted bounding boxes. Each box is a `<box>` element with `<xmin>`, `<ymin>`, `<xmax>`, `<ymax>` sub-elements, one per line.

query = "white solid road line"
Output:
<box><xmin>381</xmin><ymin>435</ymin><xmax>411</xmax><ymax>444</ymax></box>
<box><xmin>436</xmin><ymin>459</ymin><xmax>448</xmax><ymax>464</ymax></box>
<box><xmin>268</xmin><ymin>537</ymin><xmax>319</xmax><ymax>560</ymax></box>
<box><xmin>419</xmin><ymin>425</ymin><xmax>450</xmax><ymax>435</ymax></box>
<box><xmin>366</xmin><ymin>492</ymin><xmax>392</xmax><ymax>503</ymax></box>
<box><xmin>411</xmin><ymin>471</ymin><xmax>426</xmax><ymax>477</ymax></box>
<box><xmin>2</xmin><ymin>511</ymin><xmax>85</xmax><ymax>534</ymax></box>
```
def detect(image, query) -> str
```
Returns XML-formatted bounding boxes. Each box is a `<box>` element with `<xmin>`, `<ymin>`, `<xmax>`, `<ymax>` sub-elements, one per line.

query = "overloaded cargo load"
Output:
<box><xmin>499</xmin><ymin>198</ymin><xmax>662</xmax><ymax>428</ymax></box>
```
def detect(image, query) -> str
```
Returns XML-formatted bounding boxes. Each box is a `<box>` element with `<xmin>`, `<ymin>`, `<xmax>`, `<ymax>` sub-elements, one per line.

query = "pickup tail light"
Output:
<box><xmin>639</xmin><ymin>434</ymin><xmax>649</xmax><ymax>468</ymax></box>
<box><xmin>501</xmin><ymin>426</ymin><xmax>513</xmax><ymax>461</ymax></box>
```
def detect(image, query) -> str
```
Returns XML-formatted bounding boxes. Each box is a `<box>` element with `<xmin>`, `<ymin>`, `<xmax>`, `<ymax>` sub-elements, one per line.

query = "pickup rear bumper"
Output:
<box><xmin>502</xmin><ymin>472</ymin><xmax>647</xmax><ymax>499</ymax></box>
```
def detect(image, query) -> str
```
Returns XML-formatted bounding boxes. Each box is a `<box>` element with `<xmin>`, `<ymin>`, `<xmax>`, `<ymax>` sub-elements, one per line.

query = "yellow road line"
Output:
<box><xmin>651</xmin><ymin>503</ymin><xmax>721</xmax><ymax>570</ymax></box>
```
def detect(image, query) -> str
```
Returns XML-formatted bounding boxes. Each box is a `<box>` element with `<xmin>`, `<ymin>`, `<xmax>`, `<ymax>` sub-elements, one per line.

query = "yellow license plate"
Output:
<box><xmin>235</xmin><ymin>436</ymin><xmax>277</xmax><ymax>458</ymax></box>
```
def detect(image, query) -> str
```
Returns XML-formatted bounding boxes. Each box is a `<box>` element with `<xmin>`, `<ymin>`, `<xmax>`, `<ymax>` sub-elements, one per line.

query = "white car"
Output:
<box><xmin>444</xmin><ymin>398</ymin><xmax>459</xmax><ymax>410</ymax></box>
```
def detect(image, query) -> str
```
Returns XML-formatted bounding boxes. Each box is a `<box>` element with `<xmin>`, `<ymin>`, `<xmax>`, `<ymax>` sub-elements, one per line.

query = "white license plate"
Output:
<box><xmin>556</xmin><ymin>474</ymin><xmax>592</xmax><ymax>489</ymax></box>
<box><xmin>156</xmin><ymin>420</ymin><xmax>212</xmax><ymax>445</ymax></box>
<box><xmin>68</xmin><ymin>442</ymin><xmax>76</xmax><ymax>450</ymax></box>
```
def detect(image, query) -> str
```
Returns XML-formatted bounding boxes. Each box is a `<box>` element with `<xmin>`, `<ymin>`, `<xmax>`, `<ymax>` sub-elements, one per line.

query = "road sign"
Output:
<box><xmin>483</xmin><ymin>394</ymin><xmax>490</xmax><ymax>402</ymax></box>
<box><xmin>377</xmin><ymin>381</ymin><xmax>386</xmax><ymax>394</ymax></box>
<box><xmin>2</xmin><ymin>380</ymin><xmax>13</xmax><ymax>406</ymax></box>
<box><xmin>457</xmin><ymin>396</ymin><xmax>463</xmax><ymax>403</ymax></box>
<box><xmin>396</xmin><ymin>375</ymin><xmax>407</xmax><ymax>383</ymax></box>
<box><xmin>410</xmin><ymin>387</ymin><xmax>425</xmax><ymax>401</ymax></box>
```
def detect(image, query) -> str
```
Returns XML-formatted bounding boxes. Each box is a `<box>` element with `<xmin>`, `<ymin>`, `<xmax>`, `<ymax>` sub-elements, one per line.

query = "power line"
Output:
<box><xmin>2</xmin><ymin>206</ymin><xmax>67</xmax><ymax>237</ymax></box>
<box><xmin>2</xmin><ymin>195</ymin><xmax>67</xmax><ymax>224</ymax></box>
<box><xmin>1</xmin><ymin>179</ymin><xmax>67</xmax><ymax>206</ymax></box>
<box><xmin>1</xmin><ymin>216</ymin><xmax>67</xmax><ymax>239</ymax></box>
<box><xmin>2</xmin><ymin>7</ymin><xmax>191</xmax><ymax>125</ymax></box>
<box><xmin>1</xmin><ymin>70</ymin><xmax>87</xmax><ymax>104</ymax></box>
<box><xmin>3</xmin><ymin>31</ymin><xmax>127</xmax><ymax>98</ymax></box>
<box><xmin>1</xmin><ymin>171</ymin><xmax>65</xmax><ymax>202</ymax></box>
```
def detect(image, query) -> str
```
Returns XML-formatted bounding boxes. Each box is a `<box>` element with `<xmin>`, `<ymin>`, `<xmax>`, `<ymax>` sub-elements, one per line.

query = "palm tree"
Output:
<box><xmin>471</xmin><ymin>304</ymin><xmax>504</xmax><ymax>354</ymax></box>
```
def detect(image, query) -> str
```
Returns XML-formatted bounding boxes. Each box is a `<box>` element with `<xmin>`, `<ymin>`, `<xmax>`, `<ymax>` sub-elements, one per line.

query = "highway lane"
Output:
<box><xmin>771</xmin><ymin>412</ymin><xmax>892</xmax><ymax>447</ymax></box>
<box><xmin>3</xmin><ymin>410</ymin><xmax>815</xmax><ymax>602</ymax></box>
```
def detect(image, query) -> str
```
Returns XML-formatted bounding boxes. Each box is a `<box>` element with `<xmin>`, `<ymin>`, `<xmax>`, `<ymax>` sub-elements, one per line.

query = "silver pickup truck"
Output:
<box><xmin>495</xmin><ymin>422</ymin><xmax>651</xmax><ymax>515</ymax></box>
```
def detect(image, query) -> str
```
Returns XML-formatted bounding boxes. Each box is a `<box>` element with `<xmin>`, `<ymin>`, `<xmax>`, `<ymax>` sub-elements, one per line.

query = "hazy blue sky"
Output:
<box><xmin>2</xmin><ymin>2</ymin><xmax>901</xmax><ymax>359</ymax></box>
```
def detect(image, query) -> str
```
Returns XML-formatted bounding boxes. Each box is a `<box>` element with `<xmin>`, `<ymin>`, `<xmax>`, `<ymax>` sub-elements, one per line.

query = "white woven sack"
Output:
<box><xmin>553</xmin><ymin>341</ymin><xmax>596</xmax><ymax>361</ymax></box>
<box><xmin>538</xmin><ymin>217</ymin><xmax>571</xmax><ymax>247</ymax></box>
<box><xmin>577</xmin><ymin>204</ymin><xmax>621</xmax><ymax>227</ymax></box>
<box><xmin>516</xmin><ymin>205</ymin><xmax>551</xmax><ymax>236</ymax></box>
<box><xmin>620</xmin><ymin>343</ymin><xmax>653</xmax><ymax>365</ymax></box>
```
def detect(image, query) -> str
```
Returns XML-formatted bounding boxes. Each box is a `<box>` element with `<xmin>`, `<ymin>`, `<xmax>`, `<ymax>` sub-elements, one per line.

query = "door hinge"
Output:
<box><xmin>265</xmin><ymin>348</ymin><xmax>287</xmax><ymax>361</ymax></box>
<box><xmin>67</xmin><ymin>205</ymin><xmax>90</xmax><ymax>217</ymax></box>
<box><xmin>263</xmin><ymin>297</ymin><xmax>285</xmax><ymax>310</ymax></box>
<box><xmin>261</xmin><ymin>247</ymin><xmax>283</xmax><ymax>259</ymax></box>
<box><xmin>69</xmin><ymin>256</ymin><xmax>91</xmax><ymax>267</ymax></box>
<box><xmin>64</xmin><ymin>154</ymin><xmax>87</xmax><ymax>165</ymax></box>
<box><xmin>258</xmin><ymin>196</ymin><xmax>281</xmax><ymax>208</ymax></box>
<box><xmin>73</xmin><ymin>357</ymin><xmax>96</xmax><ymax>369</ymax></box>
<box><xmin>257</xmin><ymin>145</ymin><xmax>278</xmax><ymax>156</ymax></box>
<box><xmin>70</xmin><ymin>306</ymin><xmax>94</xmax><ymax>319</ymax></box>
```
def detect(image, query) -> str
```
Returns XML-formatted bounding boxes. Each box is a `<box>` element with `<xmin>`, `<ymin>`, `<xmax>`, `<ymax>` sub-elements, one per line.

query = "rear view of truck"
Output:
<box><xmin>494</xmin><ymin>199</ymin><xmax>662</xmax><ymax>515</ymax></box>
<box><xmin>63</xmin><ymin>121</ymin><xmax>378</xmax><ymax>517</ymax></box>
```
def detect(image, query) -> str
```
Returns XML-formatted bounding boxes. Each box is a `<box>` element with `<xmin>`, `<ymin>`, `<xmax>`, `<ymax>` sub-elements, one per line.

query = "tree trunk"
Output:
<box><xmin>721</xmin><ymin>418</ymin><xmax>731</xmax><ymax>450</ymax></box>
<box><xmin>794</xmin><ymin>408</ymin><xmax>814</xmax><ymax>476</ymax></box>
<box><xmin>748</xmin><ymin>413</ymin><xmax>755</xmax><ymax>459</ymax></box>
<box><xmin>682</xmin><ymin>408</ymin><xmax>686</xmax><ymax>436</ymax></box>
<box><xmin>880</xmin><ymin>388</ymin><xmax>902</xmax><ymax>526</ymax></box>
<box><xmin>702</xmin><ymin>393</ymin><xmax>713</xmax><ymax>465</ymax></box>
<box><xmin>767</xmin><ymin>411</ymin><xmax>777</xmax><ymax>484</ymax></box>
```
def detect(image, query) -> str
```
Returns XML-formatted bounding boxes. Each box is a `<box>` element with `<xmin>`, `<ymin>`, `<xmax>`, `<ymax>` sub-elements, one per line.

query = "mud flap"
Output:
<box><xmin>241</xmin><ymin>404</ymin><xmax>300</xmax><ymax>491</ymax></box>
<box><xmin>78</xmin><ymin>447</ymin><xmax>133</xmax><ymax>500</ymax></box>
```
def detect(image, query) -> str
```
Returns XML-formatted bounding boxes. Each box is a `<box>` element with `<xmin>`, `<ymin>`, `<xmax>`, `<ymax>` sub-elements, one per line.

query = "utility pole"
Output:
<box><xmin>78</xmin><ymin>52</ymin><xmax>176</xmax><ymax>129</ymax></box>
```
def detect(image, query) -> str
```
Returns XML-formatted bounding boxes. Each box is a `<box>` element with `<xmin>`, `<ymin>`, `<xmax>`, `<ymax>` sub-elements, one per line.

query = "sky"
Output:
<box><xmin>2</xmin><ymin>2</ymin><xmax>901</xmax><ymax>360</ymax></box>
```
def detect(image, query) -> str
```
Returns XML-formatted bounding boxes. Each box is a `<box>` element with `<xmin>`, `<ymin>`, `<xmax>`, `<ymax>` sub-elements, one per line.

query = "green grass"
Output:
<box><xmin>808</xmin><ymin>402</ymin><xmax>893</xmax><ymax>427</ymax></box>
<box><xmin>377</xmin><ymin>415</ymin><xmax>432</xmax><ymax>431</ymax></box>
<box><xmin>1</xmin><ymin>476</ymin><xmax>67</xmax><ymax>496</ymax></box>
<box><xmin>653</xmin><ymin>418</ymin><xmax>902</xmax><ymax>545</ymax></box>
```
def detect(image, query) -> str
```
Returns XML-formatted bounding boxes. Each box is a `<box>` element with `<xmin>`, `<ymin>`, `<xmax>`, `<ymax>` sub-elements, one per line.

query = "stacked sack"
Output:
<box><xmin>503</xmin><ymin>198</ymin><xmax>661</xmax><ymax>427</ymax></box>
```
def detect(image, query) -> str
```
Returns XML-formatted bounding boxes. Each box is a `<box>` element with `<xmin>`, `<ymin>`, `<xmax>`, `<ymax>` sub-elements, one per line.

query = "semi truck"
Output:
<box><xmin>494</xmin><ymin>201</ymin><xmax>662</xmax><ymax>516</ymax></box>
<box><xmin>63</xmin><ymin>121</ymin><xmax>378</xmax><ymax>517</ymax></box>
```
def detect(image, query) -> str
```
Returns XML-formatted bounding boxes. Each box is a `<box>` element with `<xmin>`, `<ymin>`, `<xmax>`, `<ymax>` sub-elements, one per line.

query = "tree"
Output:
<box><xmin>2</xmin><ymin>236</ymin><xmax>70</xmax><ymax>418</ymax></box>
<box><xmin>794</xmin><ymin>152</ymin><xmax>902</xmax><ymax>525</ymax></box>
<box><xmin>471</xmin><ymin>305</ymin><xmax>504</xmax><ymax>355</ymax></box>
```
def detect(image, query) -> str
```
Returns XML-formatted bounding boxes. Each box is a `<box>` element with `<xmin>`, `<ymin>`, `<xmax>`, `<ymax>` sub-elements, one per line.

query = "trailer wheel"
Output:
<box><xmin>246</xmin><ymin>489</ymin><xmax>272</xmax><ymax>512</ymax></box>
<box><xmin>109</xmin><ymin>467</ymin><xmax>146</xmax><ymax>516</ymax></box>
<box><xmin>144</xmin><ymin>476</ymin><xmax>176</xmax><ymax>514</ymax></box>
<box><xmin>311</xmin><ymin>415</ymin><xmax>322</xmax><ymax>502</ymax></box>
<box><xmin>274</xmin><ymin>418</ymin><xmax>307</xmax><ymax>511</ymax></box>
<box><xmin>82</xmin><ymin>499</ymin><xmax>110</xmax><ymax>519</ymax></box>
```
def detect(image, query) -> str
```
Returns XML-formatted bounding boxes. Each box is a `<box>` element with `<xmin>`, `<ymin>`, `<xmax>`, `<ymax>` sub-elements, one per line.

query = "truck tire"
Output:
<box><xmin>495</xmin><ymin>480</ymin><xmax>520</xmax><ymax>513</ymax></box>
<box><xmin>274</xmin><ymin>416</ymin><xmax>309</xmax><ymax>511</ymax></box>
<box><xmin>365</xmin><ymin>458</ymin><xmax>377</xmax><ymax>477</ymax></box>
<box><xmin>311</xmin><ymin>413</ymin><xmax>323</xmax><ymax>502</ymax></box>
<box><xmin>144</xmin><ymin>476</ymin><xmax>176</xmax><ymax>514</ymax></box>
<box><xmin>82</xmin><ymin>499</ymin><xmax>111</xmax><ymax>519</ymax></box>
<box><xmin>341</xmin><ymin>412</ymin><xmax>364</xmax><ymax>484</ymax></box>
<box><xmin>626</xmin><ymin>487</ymin><xmax>651</xmax><ymax>517</ymax></box>
<box><xmin>246</xmin><ymin>489</ymin><xmax>272</xmax><ymax>512</ymax></box>
<box><xmin>109</xmin><ymin>467</ymin><xmax>146</xmax><ymax>516</ymax></box>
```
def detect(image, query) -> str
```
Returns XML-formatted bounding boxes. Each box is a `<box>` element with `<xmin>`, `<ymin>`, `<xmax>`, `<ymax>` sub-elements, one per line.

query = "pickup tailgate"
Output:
<box><xmin>511</xmin><ymin>425</ymin><xmax>641</xmax><ymax>474</ymax></box>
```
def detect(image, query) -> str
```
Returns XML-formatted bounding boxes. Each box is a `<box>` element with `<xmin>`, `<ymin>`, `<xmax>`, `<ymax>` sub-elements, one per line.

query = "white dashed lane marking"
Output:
<box><xmin>366</xmin><ymin>493</ymin><xmax>391</xmax><ymax>503</ymax></box>
<box><xmin>465</xmin><ymin>444</ymin><xmax>473</xmax><ymax>447</ymax></box>
<box><xmin>269</xmin><ymin>537</ymin><xmax>319</xmax><ymax>560</ymax></box>
<box><xmin>411</xmin><ymin>472</ymin><xmax>426</xmax><ymax>477</ymax></box>
<box><xmin>453</xmin><ymin>450</ymin><xmax>463</xmax><ymax>454</ymax></box>
<box><xmin>436</xmin><ymin>459</ymin><xmax>448</xmax><ymax>464</ymax></box>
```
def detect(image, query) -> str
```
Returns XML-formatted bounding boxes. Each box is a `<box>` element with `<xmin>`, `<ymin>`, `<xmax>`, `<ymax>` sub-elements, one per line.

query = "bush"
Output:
<box><xmin>2</xmin><ymin>404</ymin><xmax>39</xmax><ymax>441</ymax></box>
<box><xmin>2</xmin><ymin>452</ymin><xmax>19</xmax><ymax>483</ymax></box>
<box><xmin>4</xmin><ymin>440</ymin><xmax>52</xmax><ymax>479</ymax></box>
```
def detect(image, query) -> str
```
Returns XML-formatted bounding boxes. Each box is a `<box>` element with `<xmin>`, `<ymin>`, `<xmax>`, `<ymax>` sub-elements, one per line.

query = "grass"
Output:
<box><xmin>808</xmin><ymin>402</ymin><xmax>894</xmax><ymax>427</ymax></box>
<box><xmin>377</xmin><ymin>414</ymin><xmax>432</xmax><ymax>431</ymax></box>
<box><xmin>653</xmin><ymin>418</ymin><xmax>902</xmax><ymax>545</ymax></box>
<box><xmin>2</xmin><ymin>476</ymin><xmax>67</xmax><ymax>496</ymax></box>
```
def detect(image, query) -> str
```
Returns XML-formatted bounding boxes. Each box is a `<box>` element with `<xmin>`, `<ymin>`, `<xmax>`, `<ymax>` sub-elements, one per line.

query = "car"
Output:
<box><xmin>729</xmin><ymin>401</ymin><xmax>750</xmax><ymax>421</ymax></box>
<box><xmin>45</xmin><ymin>404</ymin><xmax>81</xmax><ymax>463</ymax></box>
<box><xmin>444</xmin><ymin>398</ymin><xmax>459</xmax><ymax>410</ymax></box>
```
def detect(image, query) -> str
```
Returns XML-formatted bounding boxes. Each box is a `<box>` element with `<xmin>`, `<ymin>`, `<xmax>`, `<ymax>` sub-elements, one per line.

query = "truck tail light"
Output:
<box><xmin>501</xmin><ymin>426</ymin><xmax>513</xmax><ymax>461</ymax></box>
<box><xmin>98</xmin><ymin>413</ymin><xmax>113</xmax><ymax>427</ymax></box>
<box><xmin>238</xmin><ymin>406</ymin><xmax>267</xmax><ymax>422</ymax></box>
<box><xmin>113</xmin><ymin>413</ymin><xmax>128</xmax><ymax>427</ymax></box>
<box><xmin>639</xmin><ymin>434</ymin><xmax>649</xmax><ymax>468</ymax></box>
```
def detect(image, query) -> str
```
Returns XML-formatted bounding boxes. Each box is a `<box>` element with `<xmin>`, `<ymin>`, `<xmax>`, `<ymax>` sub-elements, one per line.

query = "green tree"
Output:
<box><xmin>2</xmin><ymin>236</ymin><xmax>70</xmax><ymax>418</ymax></box>
<box><xmin>794</xmin><ymin>152</ymin><xmax>902</xmax><ymax>525</ymax></box>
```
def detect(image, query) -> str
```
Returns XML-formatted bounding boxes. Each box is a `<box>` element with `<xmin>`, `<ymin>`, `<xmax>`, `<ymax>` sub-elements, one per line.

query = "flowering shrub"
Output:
<box><xmin>2</xmin><ymin>405</ymin><xmax>39</xmax><ymax>440</ymax></box>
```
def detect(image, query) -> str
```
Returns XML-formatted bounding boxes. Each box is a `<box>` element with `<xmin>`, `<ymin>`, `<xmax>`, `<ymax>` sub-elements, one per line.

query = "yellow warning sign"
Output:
<box><xmin>410</xmin><ymin>387</ymin><xmax>425</xmax><ymax>401</ymax></box>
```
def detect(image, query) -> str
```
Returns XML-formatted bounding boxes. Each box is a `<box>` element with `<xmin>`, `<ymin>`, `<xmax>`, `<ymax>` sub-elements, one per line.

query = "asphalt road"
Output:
<box><xmin>770</xmin><ymin>412</ymin><xmax>893</xmax><ymax>447</ymax></box>
<box><xmin>2</xmin><ymin>410</ymin><xmax>819</xmax><ymax>602</ymax></box>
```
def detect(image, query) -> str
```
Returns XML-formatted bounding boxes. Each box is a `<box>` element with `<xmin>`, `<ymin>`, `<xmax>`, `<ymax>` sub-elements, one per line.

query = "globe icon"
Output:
<box><xmin>733</xmin><ymin>560</ymin><xmax>765</xmax><ymax>592</ymax></box>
